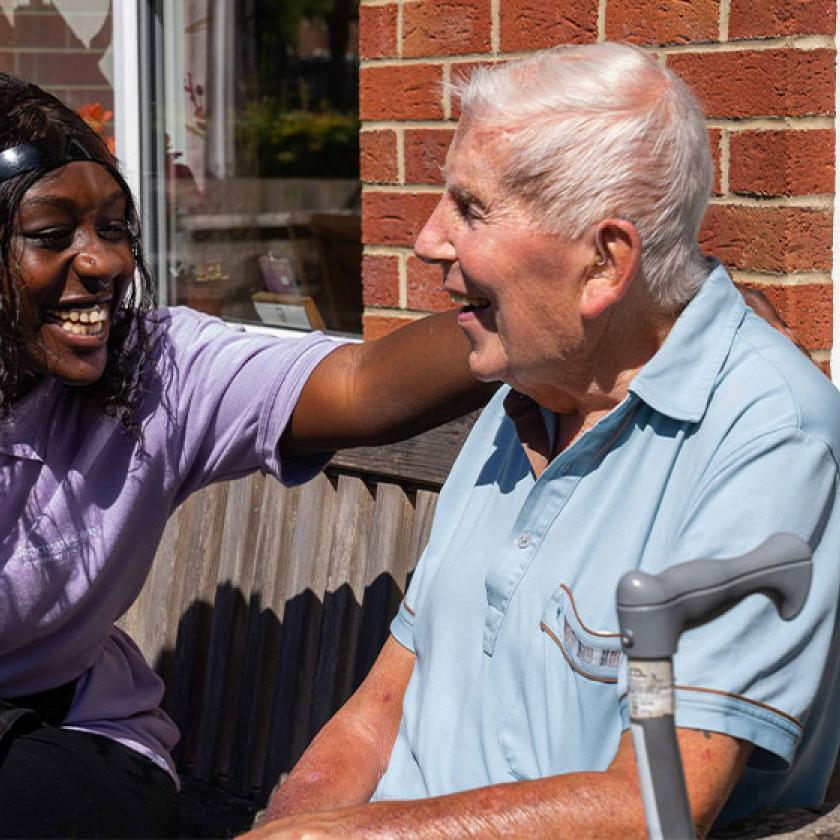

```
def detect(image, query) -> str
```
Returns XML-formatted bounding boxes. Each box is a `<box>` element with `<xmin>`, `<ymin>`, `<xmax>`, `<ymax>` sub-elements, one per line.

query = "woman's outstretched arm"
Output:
<box><xmin>281</xmin><ymin>309</ymin><xmax>497</xmax><ymax>455</ymax></box>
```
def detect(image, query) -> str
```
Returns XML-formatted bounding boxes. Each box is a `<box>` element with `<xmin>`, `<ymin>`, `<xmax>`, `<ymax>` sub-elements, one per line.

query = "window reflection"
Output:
<box><xmin>0</xmin><ymin>1</ymin><xmax>114</xmax><ymax>119</ymax></box>
<box><xmin>161</xmin><ymin>0</ymin><xmax>361</xmax><ymax>334</ymax></box>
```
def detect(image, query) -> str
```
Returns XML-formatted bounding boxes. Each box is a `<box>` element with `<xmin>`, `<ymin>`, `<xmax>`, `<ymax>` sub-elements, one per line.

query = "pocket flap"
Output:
<box><xmin>541</xmin><ymin>584</ymin><xmax>623</xmax><ymax>683</ymax></box>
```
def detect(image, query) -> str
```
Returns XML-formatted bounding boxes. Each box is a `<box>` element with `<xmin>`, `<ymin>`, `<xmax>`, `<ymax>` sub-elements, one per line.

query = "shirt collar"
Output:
<box><xmin>0</xmin><ymin>377</ymin><xmax>62</xmax><ymax>462</ymax></box>
<box><xmin>503</xmin><ymin>389</ymin><xmax>556</xmax><ymax>476</ymax></box>
<box><xmin>629</xmin><ymin>260</ymin><xmax>747</xmax><ymax>424</ymax></box>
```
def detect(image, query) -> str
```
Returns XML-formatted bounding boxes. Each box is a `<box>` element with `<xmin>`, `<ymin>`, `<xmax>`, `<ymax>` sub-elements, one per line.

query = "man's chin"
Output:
<box><xmin>467</xmin><ymin>354</ymin><xmax>507</xmax><ymax>385</ymax></box>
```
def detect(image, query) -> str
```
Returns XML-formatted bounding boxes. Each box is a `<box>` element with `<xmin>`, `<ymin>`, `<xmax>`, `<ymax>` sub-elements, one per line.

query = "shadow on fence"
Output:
<box><xmin>153</xmin><ymin>573</ymin><xmax>407</xmax><ymax>836</ymax></box>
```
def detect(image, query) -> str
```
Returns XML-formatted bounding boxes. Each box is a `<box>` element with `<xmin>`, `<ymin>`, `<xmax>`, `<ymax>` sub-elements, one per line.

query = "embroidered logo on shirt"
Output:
<box><xmin>563</xmin><ymin>616</ymin><xmax>623</xmax><ymax>670</ymax></box>
<box><xmin>541</xmin><ymin>584</ymin><xmax>624</xmax><ymax>683</ymax></box>
<box><xmin>10</xmin><ymin>527</ymin><xmax>98</xmax><ymax>563</ymax></box>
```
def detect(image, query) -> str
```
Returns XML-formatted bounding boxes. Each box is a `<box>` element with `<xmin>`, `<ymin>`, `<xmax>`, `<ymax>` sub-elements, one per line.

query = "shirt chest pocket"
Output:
<box><xmin>540</xmin><ymin>583</ymin><xmax>624</xmax><ymax>683</ymax></box>
<box><xmin>498</xmin><ymin>583</ymin><xmax>624</xmax><ymax>781</ymax></box>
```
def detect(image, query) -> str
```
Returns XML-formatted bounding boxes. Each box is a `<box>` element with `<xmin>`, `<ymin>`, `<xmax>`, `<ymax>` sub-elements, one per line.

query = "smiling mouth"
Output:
<box><xmin>449</xmin><ymin>291</ymin><xmax>491</xmax><ymax>312</ymax></box>
<box><xmin>44</xmin><ymin>303</ymin><xmax>108</xmax><ymax>337</ymax></box>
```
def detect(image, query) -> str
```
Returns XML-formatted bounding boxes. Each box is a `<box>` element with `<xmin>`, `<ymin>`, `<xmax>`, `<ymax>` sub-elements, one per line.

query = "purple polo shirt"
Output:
<box><xmin>0</xmin><ymin>307</ymin><xmax>340</xmax><ymax>779</ymax></box>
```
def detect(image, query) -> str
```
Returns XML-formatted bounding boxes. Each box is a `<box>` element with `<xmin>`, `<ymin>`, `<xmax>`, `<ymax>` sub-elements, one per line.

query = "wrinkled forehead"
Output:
<box><xmin>444</xmin><ymin>116</ymin><xmax>517</xmax><ymax>184</ymax></box>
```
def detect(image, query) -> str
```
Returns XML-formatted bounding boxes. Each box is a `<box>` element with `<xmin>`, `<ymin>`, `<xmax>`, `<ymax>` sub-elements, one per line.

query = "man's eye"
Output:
<box><xmin>456</xmin><ymin>199</ymin><xmax>482</xmax><ymax>222</ymax></box>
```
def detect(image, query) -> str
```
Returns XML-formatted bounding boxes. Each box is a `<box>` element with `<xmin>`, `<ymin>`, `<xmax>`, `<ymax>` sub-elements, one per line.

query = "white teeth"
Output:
<box><xmin>450</xmin><ymin>292</ymin><xmax>490</xmax><ymax>308</ymax></box>
<box><xmin>59</xmin><ymin>320</ymin><xmax>103</xmax><ymax>336</ymax></box>
<box><xmin>48</xmin><ymin>304</ymin><xmax>106</xmax><ymax>323</ymax></box>
<box><xmin>48</xmin><ymin>304</ymin><xmax>106</xmax><ymax>335</ymax></box>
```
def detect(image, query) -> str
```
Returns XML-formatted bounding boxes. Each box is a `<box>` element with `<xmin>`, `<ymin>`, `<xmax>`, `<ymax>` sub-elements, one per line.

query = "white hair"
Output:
<box><xmin>456</xmin><ymin>43</ymin><xmax>713</xmax><ymax>311</ymax></box>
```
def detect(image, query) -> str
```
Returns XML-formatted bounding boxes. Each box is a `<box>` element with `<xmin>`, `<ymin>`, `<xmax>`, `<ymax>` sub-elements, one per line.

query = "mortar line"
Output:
<box><xmin>720</xmin><ymin>130</ymin><xmax>730</xmax><ymax>195</ymax></box>
<box><xmin>364</xmin><ymin>183</ymin><xmax>445</xmax><ymax>194</ymax></box>
<box><xmin>706</xmin><ymin>117</ymin><xmax>835</xmax><ymax>130</ymax></box>
<box><xmin>708</xmin><ymin>194</ymin><xmax>833</xmax><ymax>208</ymax></box>
<box><xmin>651</xmin><ymin>34</ymin><xmax>833</xmax><ymax>55</ymax></box>
<box><xmin>443</xmin><ymin>62</ymin><xmax>452</xmax><ymax>120</ymax></box>
<box><xmin>396</xmin><ymin>126</ymin><xmax>406</xmax><ymax>184</ymax></box>
<box><xmin>719</xmin><ymin>0</ymin><xmax>730</xmax><ymax>42</ymax></box>
<box><xmin>363</xmin><ymin>245</ymin><xmax>415</xmax><ymax>257</ymax></box>
<box><xmin>491</xmin><ymin>0</ymin><xmax>500</xmax><ymax>54</ymax></box>
<box><xmin>365</xmin><ymin>306</ymin><xmax>426</xmax><ymax>320</ymax></box>
<box><xmin>396</xmin><ymin>0</ymin><xmax>403</xmax><ymax>59</ymax></box>
<box><xmin>360</xmin><ymin>35</ymin><xmax>834</xmax><ymax>68</ymax></box>
<box><xmin>398</xmin><ymin>252</ymin><xmax>408</xmax><ymax>309</ymax></box>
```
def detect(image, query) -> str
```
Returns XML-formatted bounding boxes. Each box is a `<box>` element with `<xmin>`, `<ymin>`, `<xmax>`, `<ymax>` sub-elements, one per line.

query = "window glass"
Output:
<box><xmin>155</xmin><ymin>1</ymin><xmax>361</xmax><ymax>335</ymax></box>
<box><xmin>0</xmin><ymin>1</ymin><xmax>115</xmax><ymax>143</ymax></box>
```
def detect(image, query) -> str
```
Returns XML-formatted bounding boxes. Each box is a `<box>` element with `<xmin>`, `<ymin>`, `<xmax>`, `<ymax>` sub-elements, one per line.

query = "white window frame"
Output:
<box><xmin>113</xmin><ymin>1</ymin><xmax>141</xmax><ymax>204</ymax></box>
<box><xmin>833</xmin><ymin>15</ymin><xmax>840</xmax><ymax>385</ymax></box>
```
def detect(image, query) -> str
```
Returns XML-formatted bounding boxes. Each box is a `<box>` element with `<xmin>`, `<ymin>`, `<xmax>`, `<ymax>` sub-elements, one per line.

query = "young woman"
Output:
<box><xmin>0</xmin><ymin>74</ymin><xmax>491</xmax><ymax>837</ymax></box>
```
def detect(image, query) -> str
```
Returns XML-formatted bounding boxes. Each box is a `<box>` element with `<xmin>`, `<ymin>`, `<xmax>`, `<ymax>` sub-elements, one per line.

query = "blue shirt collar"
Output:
<box><xmin>630</xmin><ymin>261</ymin><xmax>747</xmax><ymax>424</ymax></box>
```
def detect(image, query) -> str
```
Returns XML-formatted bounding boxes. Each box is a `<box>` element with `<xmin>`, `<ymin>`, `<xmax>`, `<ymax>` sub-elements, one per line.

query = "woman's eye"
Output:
<box><xmin>99</xmin><ymin>221</ymin><xmax>130</xmax><ymax>241</ymax></box>
<box><xmin>25</xmin><ymin>229</ymin><xmax>72</xmax><ymax>249</ymax></box>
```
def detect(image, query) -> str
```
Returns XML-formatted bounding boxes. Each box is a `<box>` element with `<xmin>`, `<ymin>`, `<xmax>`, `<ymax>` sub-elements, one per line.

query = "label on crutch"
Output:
<box><xmin>628</xmin><ymin>660</ymin><xmax>674</xmax><ymax>719</ymax></box>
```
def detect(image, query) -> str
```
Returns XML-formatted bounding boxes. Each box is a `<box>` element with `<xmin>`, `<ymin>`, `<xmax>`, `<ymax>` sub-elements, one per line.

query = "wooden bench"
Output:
<box><xmin>117</xmin><ymin>418</ymin><xmax>473</xmax><ymax>837</ymax></box>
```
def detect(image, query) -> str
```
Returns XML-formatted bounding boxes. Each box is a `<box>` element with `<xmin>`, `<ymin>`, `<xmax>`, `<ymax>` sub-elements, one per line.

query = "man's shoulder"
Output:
<box><xmin>462</xmin><ymin>386</ymin><xmax>518</xmax><ymax>454</ymax></box>
<box><xmin>716</xmin><ymin>310</ymin><xmax>840</xmax><ymax>459</ymax></box>
<box><xmin>436</xmin><ymin>386</ymin><xmax>522</xmax><ymax>491</ymax></box>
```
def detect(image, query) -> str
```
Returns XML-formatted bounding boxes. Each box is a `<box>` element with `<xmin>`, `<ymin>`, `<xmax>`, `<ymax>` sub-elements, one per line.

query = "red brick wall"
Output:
<box><xmin>358</xmin><ymin>0</ymin><xmax>836</xmax><ymax>373</ymax></box>
<box><xmin>0</xmin><ymin>3</ymin><xmax>114</xmax><ymax>122</ymax></box>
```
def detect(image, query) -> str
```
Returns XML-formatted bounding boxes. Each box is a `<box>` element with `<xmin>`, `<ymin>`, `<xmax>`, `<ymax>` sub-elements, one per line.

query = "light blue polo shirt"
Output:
<box><xmin>372</xmin><ymin>263</ymin><xmax>840</xmax><ymax>825</ymax></box>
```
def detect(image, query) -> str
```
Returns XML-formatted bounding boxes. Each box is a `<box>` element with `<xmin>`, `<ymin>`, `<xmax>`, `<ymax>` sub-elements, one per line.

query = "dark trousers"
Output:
<box><xmin>0</xmin><ymin>683</ymin><xmax>179</xmax><ymax>838</ymax></box>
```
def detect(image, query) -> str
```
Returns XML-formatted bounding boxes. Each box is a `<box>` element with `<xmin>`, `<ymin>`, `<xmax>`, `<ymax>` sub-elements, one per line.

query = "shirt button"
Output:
<box><xmin>516</xmin><ymin>532</ymin><xmax>532</xmax><ymax>549</ymax></box>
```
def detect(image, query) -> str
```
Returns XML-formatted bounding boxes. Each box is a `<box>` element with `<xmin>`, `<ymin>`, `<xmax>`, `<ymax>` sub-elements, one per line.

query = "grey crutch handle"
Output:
<box><xmin>617</xmin><ymin>533</ymin><xmax>812</xmax><ymax>660</ymax></box>
<box><xmin>616</xmin><ymin>533</ymin><xmax>812</xmax><ymax>840</ymax></box>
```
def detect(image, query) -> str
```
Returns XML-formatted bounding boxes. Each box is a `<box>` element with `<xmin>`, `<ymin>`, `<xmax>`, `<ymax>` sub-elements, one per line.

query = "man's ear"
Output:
<box><xmin>579</xmin><ymin>219</ymin><xmax>642</xmax><ymax>320</ymax></box>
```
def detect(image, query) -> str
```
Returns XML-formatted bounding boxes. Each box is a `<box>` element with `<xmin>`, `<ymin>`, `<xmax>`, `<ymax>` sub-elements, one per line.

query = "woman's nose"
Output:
<box><xmin>72</xmin><ymin>240</ymin><xmax>125</xmax><ymax>294</ymax></box>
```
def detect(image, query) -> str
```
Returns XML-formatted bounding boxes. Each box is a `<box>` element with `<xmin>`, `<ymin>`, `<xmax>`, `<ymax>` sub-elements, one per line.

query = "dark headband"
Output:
<box><xmin>0</xmin><ymin>137</ymin><xmax>97</xmax><ymax>184</ymax></box>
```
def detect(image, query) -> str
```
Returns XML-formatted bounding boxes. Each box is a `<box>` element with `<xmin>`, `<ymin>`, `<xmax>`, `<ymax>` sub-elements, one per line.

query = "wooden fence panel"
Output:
<box><xmin>115</xmin><ymin>419</ymin><xmax>468</xmax><ymax>835</ymax></box>
<box><xmin>191</xmin><ymin>472</ymin><xmax>265</xmax><ymax>784</ymax></box>
<box><xmin>229</xmin><ymin>473</ymin><xmax>304</xmax><ymax>796</ymax></box>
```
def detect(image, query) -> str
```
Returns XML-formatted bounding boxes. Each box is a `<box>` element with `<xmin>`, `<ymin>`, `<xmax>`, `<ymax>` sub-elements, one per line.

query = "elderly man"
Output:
<box><xmin>249</xmin><ymin>43</ymin><xmax>840</xmax><ymax>837</ymax></box>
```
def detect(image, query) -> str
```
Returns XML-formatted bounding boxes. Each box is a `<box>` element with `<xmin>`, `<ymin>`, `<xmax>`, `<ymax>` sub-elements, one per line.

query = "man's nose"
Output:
<box><xmin>414</xmin><ymin>196</ymin><xmax>456</xmax><ymax>264</ymax></box>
